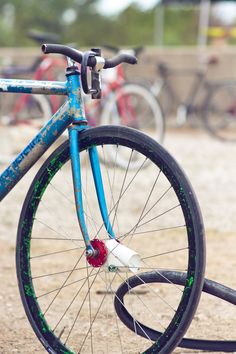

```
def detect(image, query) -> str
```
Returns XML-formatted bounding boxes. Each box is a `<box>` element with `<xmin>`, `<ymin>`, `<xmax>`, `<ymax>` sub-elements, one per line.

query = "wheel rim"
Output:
<box><xmin>17</xmin><ymin>127</ymin><xmax>204</xmax><ymax>353</ymax></box>
<box><xmin>205</xmin><ymin>85</ymin><xmax>236</xmax><ymax>142</ymax></box>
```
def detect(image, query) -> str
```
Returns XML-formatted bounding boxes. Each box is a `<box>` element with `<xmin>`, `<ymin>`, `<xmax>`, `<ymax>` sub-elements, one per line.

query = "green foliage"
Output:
<box><xmin>163</xmin><ymin>6</ymin><xmax>199</xmax><ymax>45</ymax></box>
<box><xmin>0</xmin><ymin>0</ymin><xmax>202</xmax><ymax>47</ymax></box>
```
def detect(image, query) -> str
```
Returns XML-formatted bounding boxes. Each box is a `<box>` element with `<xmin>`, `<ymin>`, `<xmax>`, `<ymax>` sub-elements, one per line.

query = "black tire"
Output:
<box><xmin>203</xmin><ymin>82</ymin><xmax>236</xmax><ymax>142</ymax></box>
<box><xmin>13</xmin><ymin>93</ymin><xmax>52</xmax><ymax>125</ymax></box>
<box><xmin>115</xmin><ymin>271</ymin><xmax>236</xmax><ymax>352</ymax></box>
<box><xmin>16</xmin><ymin>125</ymin><xmax>205</xmax><ymax>354</ymax></box>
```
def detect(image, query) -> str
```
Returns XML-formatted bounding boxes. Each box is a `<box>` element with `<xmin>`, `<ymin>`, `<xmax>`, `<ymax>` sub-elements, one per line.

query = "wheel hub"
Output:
<box><xmin>86</xmin><ymin>239</ymin><xmax>108</xmax><ymax>267</ymax></box>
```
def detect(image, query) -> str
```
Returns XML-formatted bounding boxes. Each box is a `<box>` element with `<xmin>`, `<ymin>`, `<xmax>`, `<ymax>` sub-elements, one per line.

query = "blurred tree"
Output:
<box><xmin>114</xmin><ymin>5</ymin><xmax>155</xmax><ymax>46</ymax></box>
<box><xmin>0</xmin><ymin>0</ymin><xmax>218</xmax><ymax>47</ymax></box>
<box><xmin>163</xmin><ymin>6</ymin><xmax>199</xmax><ymax>45</ymax></box>
<box><xmin>0</xmin><ymin>0</ymin><xmax>101</xmax><ymax>46</ymax></box>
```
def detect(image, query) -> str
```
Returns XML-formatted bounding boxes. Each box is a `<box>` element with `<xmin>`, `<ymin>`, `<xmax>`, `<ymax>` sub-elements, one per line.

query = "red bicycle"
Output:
<box><xmin>87</xmin><ymin>46</ymin><xmax>164</xmax><ymax>142</ymax></box>
<box><xmin>0</xmin><ymin>31</ymin><xmax>65</xmax><ymax>127</ymax></box>
<box><xmin>0</xmin><ymin>42</ymin><xmax>165</xmax><ymax>169</ymax></box>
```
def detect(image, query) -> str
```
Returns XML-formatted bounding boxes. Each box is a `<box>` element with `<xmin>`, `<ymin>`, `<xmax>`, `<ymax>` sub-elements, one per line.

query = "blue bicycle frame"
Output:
<box><xmin>0</xmin><ymin>65</ymin><xmax>114</xmax><ymax>255</ymax></box>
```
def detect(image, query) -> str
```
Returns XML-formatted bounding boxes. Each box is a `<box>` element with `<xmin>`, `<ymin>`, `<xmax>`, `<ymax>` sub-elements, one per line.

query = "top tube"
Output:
<box><xmin>0</xmin><ymin>78</ymin><xmax>67</xmax><ymax>95</ymax></box>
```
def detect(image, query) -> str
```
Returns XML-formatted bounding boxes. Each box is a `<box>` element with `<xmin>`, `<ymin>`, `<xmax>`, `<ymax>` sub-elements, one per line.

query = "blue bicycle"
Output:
<box><xmin>0</xmin><ymin>44</ymin><xmax>205</xmax><ymax>353</ymax></box>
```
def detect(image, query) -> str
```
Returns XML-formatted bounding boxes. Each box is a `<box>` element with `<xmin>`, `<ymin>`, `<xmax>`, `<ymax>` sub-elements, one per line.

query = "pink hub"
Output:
<box><xmin>86</xmin><ymin>239</ymin><xmax>108</xmax><ymax>268</ymax></box>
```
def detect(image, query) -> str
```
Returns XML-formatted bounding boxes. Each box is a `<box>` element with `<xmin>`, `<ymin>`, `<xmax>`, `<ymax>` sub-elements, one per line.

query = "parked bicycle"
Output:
<box><xmin>98</xmin><ymin>45</ymin><xmax>165</xmax><ymax>149</ymax></box>
<box><xmin>0</xmin><ymin>44</ymin><xmax>205</xmax><ymax>353</ymax></box>
<box><xmin>151</xmin><ymin>56</ymin><xmax>236</xmax><ymax>142</ymax></box>
<box><xmin>0</xmin><ymin>31</ymin><xmax>65</xmax><ymax>126</ymax></box>
<box><xmin>0</xmin><ymin>42</ymin><xmax>165</xmax><ymax>169</ymax></box>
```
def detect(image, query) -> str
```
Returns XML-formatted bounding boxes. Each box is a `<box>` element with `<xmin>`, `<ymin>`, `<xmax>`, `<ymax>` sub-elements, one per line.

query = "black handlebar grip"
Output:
<box><xmin>42</xmin><ymin>44</ymin><xmax>137</xmax><ymax>69</ymax></box>
<box><xmin>42</xmin><ymin>44</ymin><xmax>83</xmax><ymax>62</ymax></box>
<box><xmin>104</xmin><ymin>54</ymin><xmax>137</xmax><ymax>69</ymax></box>
<box><xmin>42</xmin><ymin>44</ymin><xmax>98</xmax><ymax>67</ymax></box>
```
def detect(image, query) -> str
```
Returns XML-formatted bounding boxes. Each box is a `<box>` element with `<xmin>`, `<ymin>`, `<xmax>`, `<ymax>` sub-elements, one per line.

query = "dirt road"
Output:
<box><xmin>0</xmin><ymin>125</ymin><xmax>236</xmax><ymax>353</ymax></box>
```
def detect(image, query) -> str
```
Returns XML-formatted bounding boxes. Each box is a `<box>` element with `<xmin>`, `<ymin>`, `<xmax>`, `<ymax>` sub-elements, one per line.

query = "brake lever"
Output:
<box><xmin>81</xmin><ymin>51</ymin><xmax>95</xmax><ymax>95</ymax></box>
<box><xmin>91</xmin><ymin>70</ymin><xmax>101</xmax><ymax>99</ymax></box>
<box><xmin>91</xmin><ymin>48</ymin><xmax>102</xmax><ymax>99</ymax></box>
<box><xmin>81</xmin><ymin>49</ymin><xmax>103</xmax><ymax>99</ymax></box>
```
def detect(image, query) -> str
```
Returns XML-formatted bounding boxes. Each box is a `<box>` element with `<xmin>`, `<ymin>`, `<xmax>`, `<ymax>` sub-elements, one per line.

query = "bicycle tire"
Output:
<box><xmin>133</xmin><ymin>80</ymin><xmax>180</xmax><ymax>128</ymax></box>
<box><xmin>115</xmin><ymin>270</ymin><xmax>236</xmax><ymax>352</ymax></box>
<box><xmin>1</xmin><ymin>93</ymin><xmax>52</xmax><ymax>126</ymax></box>
<box><xmin>16</xmin><ymin>125</ymin><xmax>205</xmax><ymax>354</ymax></box>
<box><xmin>0</xmin><ymin>94</ymin><xmax>53</xmax><ymax>164</ymax></box>
<box><xmin>16</xmin><ymin>93</ymin><xmax>52</xmax><ymax>125</ymax></box>
<box><xmin>100</xmin><ymin>84</ymin><xmax>165</xmax><ymax>169</ymax></box>
<box><xmin>203</xmin><ymin>82</ymin><xmax>236</xmax><ymax>142</ymax></box>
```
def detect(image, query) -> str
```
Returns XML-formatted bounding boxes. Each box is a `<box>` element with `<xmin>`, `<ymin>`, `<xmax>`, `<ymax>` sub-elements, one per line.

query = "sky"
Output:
<box><xmin>213</xmin><ymin>2</ymin><xmax>236</xmax><ymax>24</ymax></box>
<box><xmin>97</xmin><ymin>0</ymin><xmax>236</xmax><ymax>25</ymax></box>
<box><xmin>97</xmin><ymin>0</ymin><xmax>158</xmax><ymax>16</ymax></box>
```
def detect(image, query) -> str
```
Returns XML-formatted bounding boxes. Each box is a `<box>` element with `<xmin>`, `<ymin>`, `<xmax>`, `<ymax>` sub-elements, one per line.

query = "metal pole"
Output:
<box><xmin>154</xmin><ymin>1</ymin><xmax>164</xmax><ymax>46</ymax></box>
<box><xmin>198</xmin><ymin>0</ymin><xmax>211</xmax><ymax>47</ymax></box>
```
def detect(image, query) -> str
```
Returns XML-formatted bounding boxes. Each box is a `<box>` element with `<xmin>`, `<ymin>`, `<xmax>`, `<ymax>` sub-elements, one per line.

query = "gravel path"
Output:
<box><xmin>0</xmin><ymin>125</ymin><xmax>236</xmax><ymax>353</ymax></box>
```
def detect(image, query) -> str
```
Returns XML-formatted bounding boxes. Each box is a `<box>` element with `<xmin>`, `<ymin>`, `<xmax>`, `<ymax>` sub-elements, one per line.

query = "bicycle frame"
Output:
<box><xmin>157</xmin><ymin>66</ymin><xmax>206</xmax><ymax>115</ymax></box>
<box><xmin>0</xmin><ymin>68</ymin><xmax>114</xmax><ymax>255</ymax></box>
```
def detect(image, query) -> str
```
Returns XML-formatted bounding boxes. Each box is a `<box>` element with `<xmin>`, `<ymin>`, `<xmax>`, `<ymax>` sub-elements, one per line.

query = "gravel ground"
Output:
<box><xmin>0</xmin><ymin>124</ymin><xmax>236</xmax><ymax>354</ymax></box>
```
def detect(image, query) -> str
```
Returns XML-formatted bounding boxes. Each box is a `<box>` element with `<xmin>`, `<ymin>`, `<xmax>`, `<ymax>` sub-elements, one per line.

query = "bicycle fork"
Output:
<box><xmin>69</xmin><ymin>125</ymin><xmax>115</xmax><ymax>257</ymax></box>
<box><xmin>69</xmin><ymin>126</ymin><xmax>141</xmax><ymax>272</ymax></box>
<box><xmin>67</xmin><ymin>65</ymin><xmax>141</xmax><ymax>271</ymax></box>
<box><xmin>67</xmin><ymin>66</ymin><xmax>116</xmax><ymax>260</ymax></box>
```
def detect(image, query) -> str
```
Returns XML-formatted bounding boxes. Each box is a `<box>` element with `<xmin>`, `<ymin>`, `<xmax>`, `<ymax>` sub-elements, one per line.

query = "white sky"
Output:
<box><xmin>97</xmin><ymin>0</ymin><xmax>236</xmax><ymax>25</ymax></box>
<box><xmin>213</xmin><ymin>2</ymin><xmax>236</xmax><ymax>24</ymax></box>
<box><xmin>97</xmin><ymin>0</ymin><xmax>158</xmax><ymax>16</ymax></box>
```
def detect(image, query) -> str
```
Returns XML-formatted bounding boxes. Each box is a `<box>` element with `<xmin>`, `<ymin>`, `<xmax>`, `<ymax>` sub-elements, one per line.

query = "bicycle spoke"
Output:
<box><xmin>17</xmin><ymin>127</ymin><xmax>204</xmax><ymax>353</ymax></box>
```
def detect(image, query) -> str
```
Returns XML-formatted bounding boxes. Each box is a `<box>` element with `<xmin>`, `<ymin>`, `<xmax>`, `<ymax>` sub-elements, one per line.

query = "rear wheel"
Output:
<box><xmin>203</xmin><ymin>82</ymin><xmax>236</xmax><ymax>142</ymax></box>
<box><xmin>16</xmin><ymin>126</ymin><xmax>205</xmax><ymax>353</ymax></box>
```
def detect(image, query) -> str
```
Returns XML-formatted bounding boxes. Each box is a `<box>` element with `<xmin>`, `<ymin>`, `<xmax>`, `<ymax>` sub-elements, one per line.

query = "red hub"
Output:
<box><xmin>86</xmin><ymin>239</ymin><xmax>108</xmax><ymax>268</ymax></box>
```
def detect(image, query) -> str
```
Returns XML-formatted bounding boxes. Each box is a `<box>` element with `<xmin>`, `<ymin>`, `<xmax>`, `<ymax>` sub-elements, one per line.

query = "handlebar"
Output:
<box><xmin>42</xmin><ymin>43</ymin><xmax>137</xmax><ymax>97</ymax></box>
<box><xmin>41</xmin><ymin>44</ymin><xmax>137</xmax><ymax>69</ymax></box>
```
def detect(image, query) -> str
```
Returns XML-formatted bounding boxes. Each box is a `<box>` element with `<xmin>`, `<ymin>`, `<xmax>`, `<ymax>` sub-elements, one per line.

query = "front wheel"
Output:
<box><xmin>16</xmin><ymin>125</ymin><xmax>205</xmax><ymax>354</ymax></box>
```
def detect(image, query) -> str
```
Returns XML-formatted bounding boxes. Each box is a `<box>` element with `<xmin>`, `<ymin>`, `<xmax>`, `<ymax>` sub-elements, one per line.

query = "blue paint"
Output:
<box><xmin>0</xmin><ymin>78</ymin><xmax>67</xmax><ymax>95</ymax></box>
<box><xmin>0</xmin><ymin>61</ymin><xmax>115</xmax><ymax>253</ymax></box>
<box><xmin>69</xmin><ymin>127</ymin><xmax>94</xmax><ymax>253</ymax></box>
<box><xmin>66</xmin><ymin>72</ymin><xmax>87</xmax><ymax>123</ymax></box>
<box><xmin>0</xmin><ymin>102</ymin><xmax>72</xmax><ymax>201</ymax></box>
<box><xmin>89</xmin><ymin>147</ymin><xmax>115</xmax><ymax>238</ymax></box>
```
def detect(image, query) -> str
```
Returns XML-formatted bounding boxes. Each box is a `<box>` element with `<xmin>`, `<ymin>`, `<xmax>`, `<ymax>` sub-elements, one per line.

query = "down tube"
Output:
<box><xmin>0</xmin><ymin>102</ymin><xmax>72</xmax><ymax>201</ymax></box>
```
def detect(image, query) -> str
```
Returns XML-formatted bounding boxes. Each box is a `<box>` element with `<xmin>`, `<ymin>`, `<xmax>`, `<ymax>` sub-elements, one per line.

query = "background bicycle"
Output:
<box><xmin>97</xmin><ymin>45</ymin><xmax>165</xmax><ymax>146</ymax></box>
<box><xmin>0</xmin><ymin>31</ymin><xmax>65</xmax><ymax>127</ymax></box>
<box><xmin>0</xmin><ymin>41</ymin><xmax>165</xmax><ymax>166</ymax></box>
<box><xmin>149</xmin><ymin>55</ymin><xmax>236</xmax><ymax>142</ymax></box>
<box><xmin>0</xmin><ymin>31</ymin><xmax>66</xmax><ymax>164</ymax></box>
